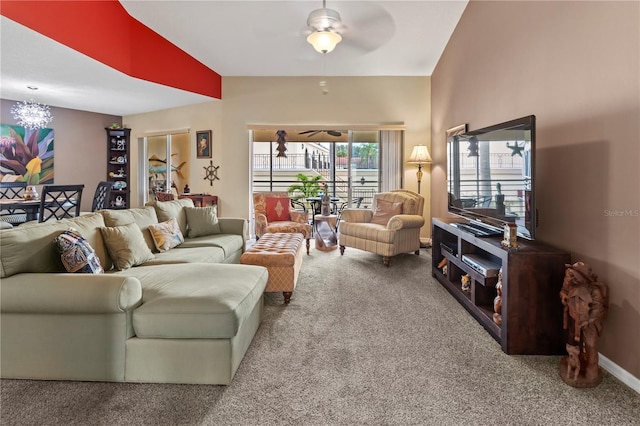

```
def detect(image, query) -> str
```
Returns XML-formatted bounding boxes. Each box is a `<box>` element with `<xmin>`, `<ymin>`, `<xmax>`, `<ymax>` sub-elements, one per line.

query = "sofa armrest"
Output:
<box><xmin>1</xmin><ymin>273</ymin><xmax>142</xmax><ymax>314</ymax></box>
<box><xmin>218</xmin><ymin>217</ymin><xmax>248</xmax><ymax>237</ymax></box>
<box><xmin>387</xmin><ymin>215</ymin><xmax>425</xmax><ymax>231</ymax></box>
<box><xmin>340</xmin><ymin>209</ymin><xmax>373</xmax><ymax>223</ymax></box>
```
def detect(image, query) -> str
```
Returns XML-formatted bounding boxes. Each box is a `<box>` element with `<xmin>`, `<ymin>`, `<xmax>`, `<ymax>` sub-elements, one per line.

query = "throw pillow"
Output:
<box><xmin>148</xmin><ymin>218</ymin><xmax>184</xmax><ymax>252</ymax></box>
<box><xmin>53</xmin><ymin>228</ymin><xmax>104</xmax><ymax>274</ymax></box>
<box><xmin>265</xmin><ymin>197</ymin><xmax>291</xmax><ymax>222</ymax></box>
<box><xmin>185</xmin><ymin>206</ymin><xmax>221</xmax><ymax>238</ymax></box>
<box><xmin>100</xmin><ymin>222</ymin><xmax>155</xmax><ymax>270</ymax></box>
<box><xmin>149</xmin><ymin>198</ymin><xmax>194</xmax><ymax>236</ymax></box>
<box><xmin>100</xmin><ymin>207</ymin><xmax>159</xmax><ymax>253</ymax></box>
<box><xmin>370</xmin><ymin>199</ymin><xmax>403</xmax><ymax>226</ymax></box>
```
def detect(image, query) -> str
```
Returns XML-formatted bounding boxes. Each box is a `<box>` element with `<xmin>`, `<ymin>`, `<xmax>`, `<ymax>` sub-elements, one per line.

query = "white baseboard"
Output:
<box><xmin>599</xmin><ymin>352</ymin><xmax>640</xmax><ymax>394</ymax></box>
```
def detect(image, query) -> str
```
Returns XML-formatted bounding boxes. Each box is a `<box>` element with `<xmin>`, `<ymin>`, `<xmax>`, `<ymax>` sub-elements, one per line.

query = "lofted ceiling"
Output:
<box><xmin>0</xmin><ymin>1</ymin><xmax>468</xmax><ymax>116</ymax></box>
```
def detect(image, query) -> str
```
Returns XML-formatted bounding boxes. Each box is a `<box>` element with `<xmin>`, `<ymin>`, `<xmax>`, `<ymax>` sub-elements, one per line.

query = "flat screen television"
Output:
<box><xmin>447</xmin><ymin>115</ymin><xmax>536</xmax><ymax>239</ymax></box>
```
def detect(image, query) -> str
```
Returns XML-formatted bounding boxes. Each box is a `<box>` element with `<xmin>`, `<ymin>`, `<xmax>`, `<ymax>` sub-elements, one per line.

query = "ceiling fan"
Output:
<box><xmin>299</xmin><ymin>130</ymin><xmax>343</xmax><ymax>137</ymax></box>
<box><xmin>305</xmin><ymin>1</ymin><xmax>345</xmax><ymax>53</ymax></box>
<box><xmin>302</xmin><ymin>1</ymin><xmax>395</xmax><ymax>55</ymax></box>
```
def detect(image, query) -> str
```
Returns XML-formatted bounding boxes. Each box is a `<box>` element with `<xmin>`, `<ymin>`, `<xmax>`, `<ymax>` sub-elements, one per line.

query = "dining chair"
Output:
<box><xmin>38</xmin><ymin>184</ymin><xmax>84</xmax><ymax>222</ymax></box>
<box><xmin>91</xmin><ymin>181</ymin><xmax>112</xmax><ymax>212</ymax></box>
<box><xmin>0</xmin><ymin>182</ymin><xmax>28</xmax><ymax>225</ymax></box>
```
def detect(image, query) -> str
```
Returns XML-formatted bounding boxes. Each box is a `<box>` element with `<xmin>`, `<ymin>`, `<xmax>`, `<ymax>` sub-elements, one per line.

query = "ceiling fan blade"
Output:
<box><xmin>338</xmin><ymin>3</ymin><xmax>395</xmax><ymax>53</ymax></box>
<box><xmin>327</xmin><ymin>130</ymin><xmax>342</xmax><ymax>137</ymax></box>
<box><xmin>299</xmin><ymin>130</ymin><xmax>321</xmax><ymax>137</ymax></box>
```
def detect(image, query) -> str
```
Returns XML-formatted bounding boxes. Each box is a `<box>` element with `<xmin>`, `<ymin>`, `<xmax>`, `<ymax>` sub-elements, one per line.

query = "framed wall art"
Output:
<box><xmin>196</xmin><ymin>130</ymin><xmax>212</xmax><ymax>159</ymax></box>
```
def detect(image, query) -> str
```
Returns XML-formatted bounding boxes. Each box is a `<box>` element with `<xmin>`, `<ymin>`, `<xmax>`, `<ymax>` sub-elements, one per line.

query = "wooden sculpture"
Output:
<box><xmin>437</xmin><ymin>258</ymin><xmax>447</xmax><ymax>276</ymax></box>
<box><xmin>493</xmin><ymin>268</ymin><xmax>503</xmax><ymax>325</ymax></box>
<box><xmin>461</xmin><ymin>274</ymin><xmax>471</xmax><ymax>292</ymax></box>
<box><xmin>559</xmin><ymin>261</ymin><xmax>609</xmax><ymax>387</ymax></box>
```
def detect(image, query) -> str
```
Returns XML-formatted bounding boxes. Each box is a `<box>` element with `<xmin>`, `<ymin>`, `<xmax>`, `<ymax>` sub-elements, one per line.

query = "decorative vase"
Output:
<box><xmin>23</xmin><ymin>185</ymin><xmax>39</xmax><ymax>200</ymax></box>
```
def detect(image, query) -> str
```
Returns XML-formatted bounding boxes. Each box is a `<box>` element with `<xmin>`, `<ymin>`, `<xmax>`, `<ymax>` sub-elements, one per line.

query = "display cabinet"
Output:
<box><xmin>106</xmin><ymin>128</ymin><xmax>131</xmax><ymax>209</ymax></box>
<box><xmin>432</xmin><ymin>217</ymin><xmax>570</xmax><ymax>355</ymax></box>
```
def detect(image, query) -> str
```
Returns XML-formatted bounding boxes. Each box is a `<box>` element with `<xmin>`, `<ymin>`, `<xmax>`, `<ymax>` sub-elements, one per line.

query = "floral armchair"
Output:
<box><xmin>253</xmin><ymin>192</ymin><xmax>312</xmax><ymax>254</ymax></box>
<box><xmin>339</xmin><ymin>189</ymin><xmax>425</xmax><ymax>266</ymax></box>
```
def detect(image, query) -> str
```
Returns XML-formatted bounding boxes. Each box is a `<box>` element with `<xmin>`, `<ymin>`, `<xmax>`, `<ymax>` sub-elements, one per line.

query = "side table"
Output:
<box><xmin>178</xmin><ymin>194</ymin><xmax>218</xmax><ymax>214</ymax></box>
<box><xmin>314</xmin><ymin>214</ymin><xmax>338</xmax><ymax>251</ymax></box>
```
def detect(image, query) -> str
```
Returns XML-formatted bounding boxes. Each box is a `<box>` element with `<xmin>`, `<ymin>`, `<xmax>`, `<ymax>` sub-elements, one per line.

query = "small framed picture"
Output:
<box><xmin>196</xmin><ymin>130</ymin><xmax>212</xmax><ymax>159</ymax></box>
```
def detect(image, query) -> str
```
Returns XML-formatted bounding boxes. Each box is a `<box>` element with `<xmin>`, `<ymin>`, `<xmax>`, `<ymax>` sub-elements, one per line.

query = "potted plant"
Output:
<box><xmin>287</xmin><ymin>173</ymin><xmax>323</xmax><ymax>200</ymax></box>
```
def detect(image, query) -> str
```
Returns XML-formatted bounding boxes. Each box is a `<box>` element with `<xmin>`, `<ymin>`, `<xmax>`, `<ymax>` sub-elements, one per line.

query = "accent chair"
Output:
<box><xmin>253</xmin><ymin>192</ymin><xmax>312</xmax><ymax>254</ymax></box>
<box><xmin>338</xmin><ymin>189</ymin><xmax>425</xmax><ymax>266</ymax></box>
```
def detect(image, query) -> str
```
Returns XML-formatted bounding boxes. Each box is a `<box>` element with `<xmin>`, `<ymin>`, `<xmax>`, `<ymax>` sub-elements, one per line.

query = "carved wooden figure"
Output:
<box><xmin>461</xmin><ymin>274</ymin><xmax>471</xmax><ymax>292</ymax></box>
<box><xmin>493</xmin><ymin>268</ymin><xmax>503</xmax><ymax>325</ymax></box>
<box><xmin>559</xmin><ymin>261</ymin><xmax>609</xmax><ymax>387</ymax></box>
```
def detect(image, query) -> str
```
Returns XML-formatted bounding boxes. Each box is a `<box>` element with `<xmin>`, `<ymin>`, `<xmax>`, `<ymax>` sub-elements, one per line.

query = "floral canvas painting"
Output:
<box><xmin>0</xmin><ymin>124</ymin><xmax>54</xmax><ymax>184</ymax></box>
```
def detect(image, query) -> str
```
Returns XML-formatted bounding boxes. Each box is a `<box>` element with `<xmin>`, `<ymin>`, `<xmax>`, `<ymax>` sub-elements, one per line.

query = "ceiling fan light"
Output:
<box><xmin>307</xmin><ymin>30</ymin><xmax>342</xmax><ymax>53</ymax></box>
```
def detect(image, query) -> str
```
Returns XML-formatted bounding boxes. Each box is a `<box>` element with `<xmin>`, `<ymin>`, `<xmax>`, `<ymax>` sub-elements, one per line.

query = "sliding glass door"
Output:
<box><xmin>251</xmin><ymin>129</ymin><xmax>380</xmax><ymax>211</ymax></box>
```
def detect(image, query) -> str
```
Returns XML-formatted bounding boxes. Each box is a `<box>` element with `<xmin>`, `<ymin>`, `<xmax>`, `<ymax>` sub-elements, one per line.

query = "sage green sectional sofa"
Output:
<box><xmin>0</xmin><ymin>199</ymin><xmax>268</xmax><ymax>385</ymax></box>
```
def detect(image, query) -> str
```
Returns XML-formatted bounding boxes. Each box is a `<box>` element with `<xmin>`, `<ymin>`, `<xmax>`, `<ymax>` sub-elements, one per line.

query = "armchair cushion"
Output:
<box><xmin>265</xmin><ymin>197</ymin><xmax>291</xmax><ymax>222</ymax></box>
<box><xmin>370</xmin><ymin>199</ymin><xmax>403</xmax><ymax>226</ymax></box>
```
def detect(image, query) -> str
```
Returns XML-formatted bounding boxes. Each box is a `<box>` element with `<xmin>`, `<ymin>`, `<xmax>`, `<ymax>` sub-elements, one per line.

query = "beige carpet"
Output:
<box><xmin>1</xmin><ymin>247</ymin><xmax>639</xmax><ymax>425</ymax></box>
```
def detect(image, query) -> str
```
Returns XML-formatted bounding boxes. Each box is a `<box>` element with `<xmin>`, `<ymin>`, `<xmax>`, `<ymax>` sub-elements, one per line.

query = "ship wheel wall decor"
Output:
<box><xmin>203</xmin><ymin>161</ymin><xmax>220</xmax><ymax>186</ymax></box>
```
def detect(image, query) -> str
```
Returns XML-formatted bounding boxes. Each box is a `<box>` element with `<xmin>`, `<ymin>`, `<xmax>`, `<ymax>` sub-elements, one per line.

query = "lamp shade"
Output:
<box><xmin>307</xmin><ymin>30</ymin><xmax>342</xmax><ymax>53</ymax></box>
<box><xmin>408</xmin><ymin>145</ymin><xmax>432</xmax><ymax>164</ymax></box>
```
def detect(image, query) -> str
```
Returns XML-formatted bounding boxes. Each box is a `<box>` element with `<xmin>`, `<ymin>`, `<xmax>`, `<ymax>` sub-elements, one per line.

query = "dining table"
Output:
<box><xmin>0</xmin><ymin>196</ymin><xmax>72</xmax><ymax>223</ymax></box>
<box><xmin>0</xmin><ymin>198</ymin><xmax>43</xmax><ymax>222</ymax></box>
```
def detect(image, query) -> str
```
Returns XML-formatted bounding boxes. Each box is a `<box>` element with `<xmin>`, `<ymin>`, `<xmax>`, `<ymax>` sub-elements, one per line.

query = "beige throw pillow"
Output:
<box><xmin>185</xmin><ymin>206</ymin><xmax>221</xmax><ymax>238</ymax></box>
<box><xmin>148</xmin><ymin>218</ymin><xmax>184</xmax><ymax>252</ymax></box>
<box><xmin>370</xmin><ymin>199</ymin><xmax>403</xmax><ymax>226</ymax></box>
<box><xmin>100</xmin><ymin>222</ymin><xmax>155</xmax><ymax>270</ymax></box>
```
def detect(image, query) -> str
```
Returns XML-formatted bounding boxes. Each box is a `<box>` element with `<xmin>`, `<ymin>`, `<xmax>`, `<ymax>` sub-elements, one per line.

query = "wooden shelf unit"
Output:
<box><xmin>105</xmin><ymin>128</ymin><xmax>131</xmax><ymax>209</ymax></box>
<box><xmin>432</xmin><ymin>217</ymin><xmax>570</xmax><ymax>355</ymax></box>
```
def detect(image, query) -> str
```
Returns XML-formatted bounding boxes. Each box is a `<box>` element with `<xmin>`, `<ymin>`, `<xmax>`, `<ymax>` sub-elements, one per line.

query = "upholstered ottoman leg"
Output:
<box><xmin>383</xmin><ymin>256</ymin><xmax>390</xmax><ymax>267</ymax></box>
<box><xmin>240</xmin><ymin>233</ymin><xmax>305</xmax><ymax>304</ymax></box>
<box><xmin>340</xmin><ymin>245</ymin><xmax>345</xmax><ymax>255</ymax></box>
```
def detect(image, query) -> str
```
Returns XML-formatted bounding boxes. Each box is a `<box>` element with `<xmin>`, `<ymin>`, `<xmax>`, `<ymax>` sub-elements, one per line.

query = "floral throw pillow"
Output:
<box><xmin>53</xmin><ymin>228</ymin><xmax>104</xmax><ymax>274</ymax></box>
<box><xmin>265</xmin><ymin>197</ymin><xmax>291</xmax><ymax>222</ymax></box>
<box><xmin>148</xmin><ymin>217</ymin><xmax>185</xmax><ymax>252</ymax></box>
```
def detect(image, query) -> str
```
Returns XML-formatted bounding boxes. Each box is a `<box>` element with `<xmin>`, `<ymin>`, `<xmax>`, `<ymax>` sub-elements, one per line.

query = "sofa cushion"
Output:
<box><xmin>265</xmin><ymin>196</ymin><xmax>290</xmax><ymax>222</ymax></box>
<box><xmin>101</xmin><ymin>207</ymin><xmax>159</xmax><ymax>252</ymax></box>
<box><xmin>122</xmin><ymin>264</ymin><xmax>268</xmax><ymax>339</ymax></box>
<box><xmin>101</xmin><ymin>223</ymin><xmax>155</xmax><ymax>270</ymax></box>
<box><xmin>148</xmin><ymin>218</ymin><xmax>184</xmax><ymax>252</ymax></box>
<box><xmin>53</xmin><ymin>229</ymin><xmax>104</xmax><ymax>274</ymax></box>
<box><xmin>147</xmin><ymin>199</ymin><xmax>194</xmax><ymax>236</ymax></box>
<box><xmin>0</xmin><ymin>213</ymin><xmax>111</xmax><ymax>278</ymax></box>
<box><xmin>178</xmin><ymin>234</ymin><xmax>244</xmax><ymax>258</ymax></box>
<box><xmin>185</xmin><ymin>206</ymin><xmax>221</xmax><ymax>238</ymax></box>
<box><xmin>370</xmin><ymin>199</ymin><xmax>403</xmax><ymax>226</ymax></box>
<box><xmin>140</xmin><ymin>246</ymin><xmax>226</xmax><ymax>265</ymax></box>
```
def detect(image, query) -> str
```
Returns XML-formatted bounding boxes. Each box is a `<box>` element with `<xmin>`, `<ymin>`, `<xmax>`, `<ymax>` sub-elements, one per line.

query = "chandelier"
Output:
<box><xmin>11</xmin><ymin>98</ymin><xmax>53</xmax><ymax>130</ymax></box>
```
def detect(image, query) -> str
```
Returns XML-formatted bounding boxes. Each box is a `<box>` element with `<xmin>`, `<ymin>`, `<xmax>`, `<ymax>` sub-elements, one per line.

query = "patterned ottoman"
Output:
<box><xmin>240</xmin><ymin>232</ymin><xmax>305</xmax><ymax>304</ymax></box>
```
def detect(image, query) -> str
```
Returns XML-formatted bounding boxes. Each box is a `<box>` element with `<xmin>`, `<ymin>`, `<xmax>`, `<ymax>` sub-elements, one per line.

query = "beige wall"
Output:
<box><xmin>431</xmin><ymin>1</ymin><xmax>640</xmax><ymax>379</ymax></box>
<box><xmin>1</xmin><ymin>99</ymin><xmax>120</xmax><ymax>212</ymax></box>
<box><xmin>126</xmin><ymin>76</ymin><xmax>432</xmax><ymax>235</ymax></box>
<box><xmin>123</xmin><ymin>100</ymin><xmax>222</xmax><ymax>208</ymax></box>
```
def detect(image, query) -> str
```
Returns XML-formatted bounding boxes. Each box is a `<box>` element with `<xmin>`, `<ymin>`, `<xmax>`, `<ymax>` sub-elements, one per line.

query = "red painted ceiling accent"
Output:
<box><xmin>1</xmin><ymin>0</ymin><xmax>221</xmax><ymax>99</ymax></box>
